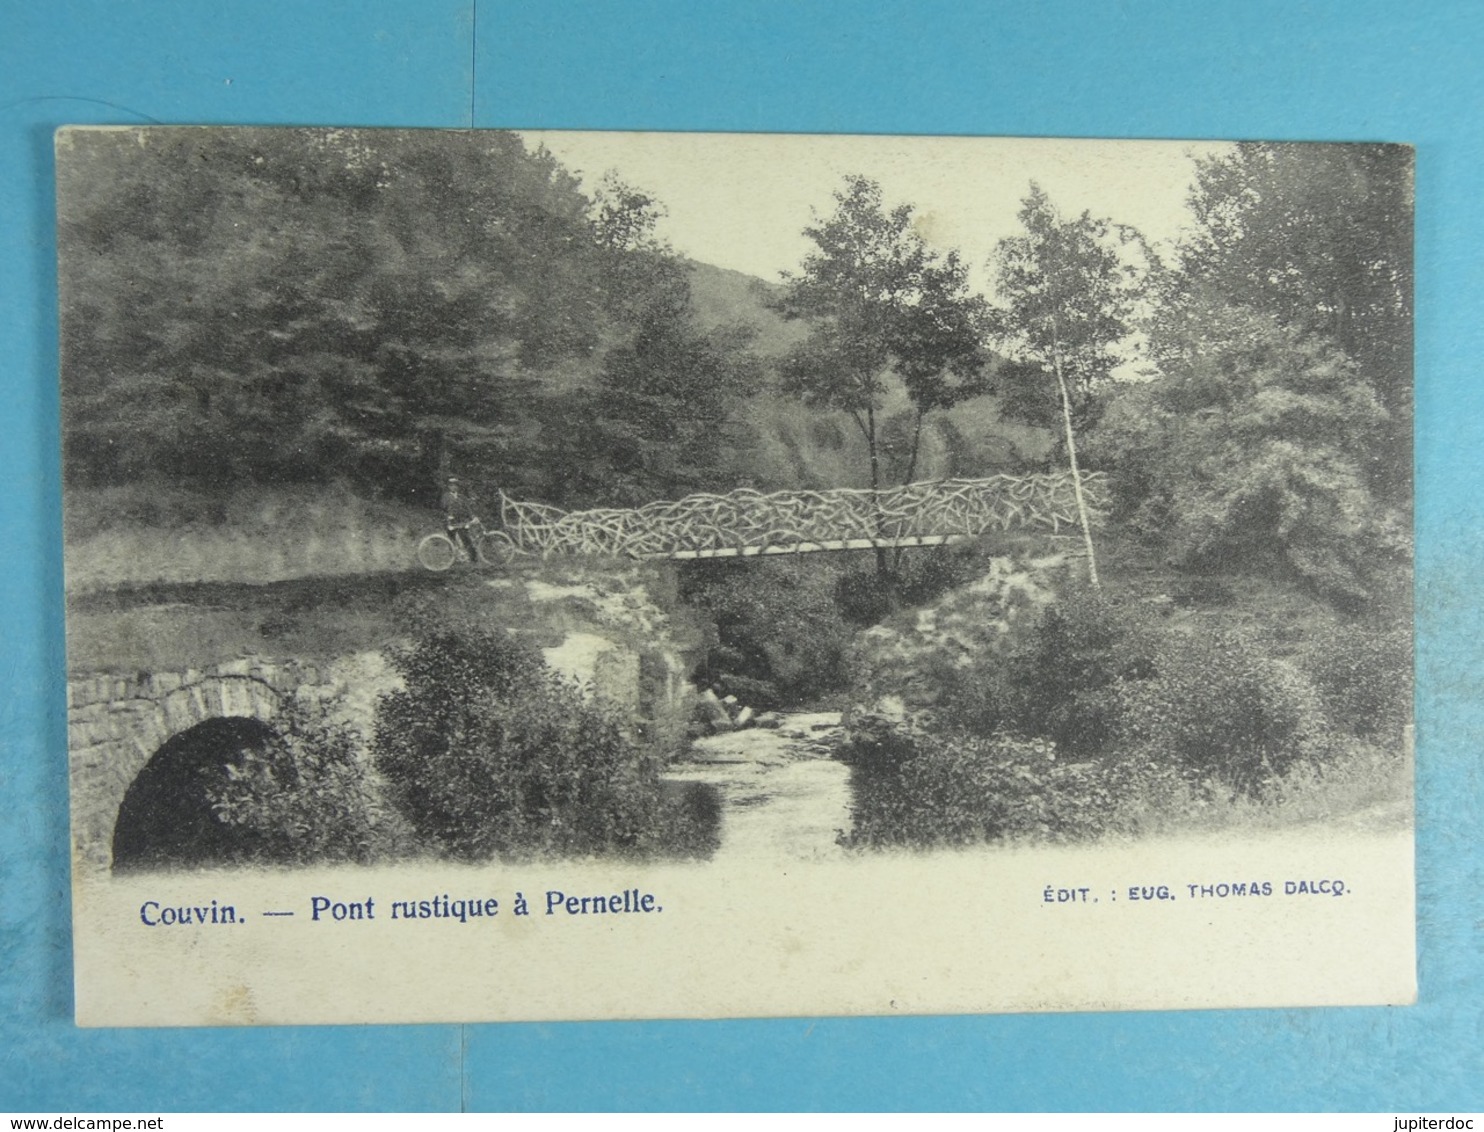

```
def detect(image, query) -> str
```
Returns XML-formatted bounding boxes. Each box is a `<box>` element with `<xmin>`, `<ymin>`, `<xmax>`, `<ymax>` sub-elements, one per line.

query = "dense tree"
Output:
<box><xmin>530</xmin><ymin>173</ymin><xmax>764</xmax><ymax>507</ymax></box>
<box><xmin>1080</xmin><ymin>142</ymin><xmax>1415</xmax><ymax>604</ymax></box>
<box><xmin>1167</xmin><ymin>142</ymin><xmax>1413</xmax><ymax>503</ymax></box>
<box><xmin>59</xmin><ymin>129</ymin><xmax>607</xmax><ymax>500</ymax></box>
<box><xmin>1090</xmin><ymin>300</ymin><xmax>1403</xmax><ymax>602</ymax></box>
<box><xmin>57</xmin><ymin>129</ymin><xmax>763</xmax><ymax>512</ymax></box>
<box><xmin>988</xmin><ymin>185</ymin><xmax>1145</xmax><ymax>429</ymax></box>
<box><xmin>541</xmin><ymin>317</ymin><xmax>762</xmax><ymax>509</ymax></box>
<box><xmin>774</xmin><ymin>175</ymin><xmax>990</xmax><ymax>575</ymax></box>
<box><xmin>988</xmin><ymin>184</ymin><xmax>1147</xmax><ymax>586</ymax></box>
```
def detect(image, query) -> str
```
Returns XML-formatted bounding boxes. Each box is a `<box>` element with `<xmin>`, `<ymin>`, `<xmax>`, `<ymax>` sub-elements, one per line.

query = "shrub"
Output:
<box><xmin>837</xmin><ymin>540</ymin><xmax>1029</xmax><ymax>623</ymax></box>
<box><xmin>651</xmin><ymin>780</ymin><xmax>723</xmax><ymax>859</ymax></box>
<box><xmin>205</xmin><ymin>697</ymin><xmax>400</xmax><ymax>866</ymax></box>
<box><xmin>934</xmin><ymin>585</ymin><xmax>1332</xmax><ymax>798</ymax></box>
<box><xmin>893</xmin><ymin>541</ymin><xmax>993</xmax><ymax>609</ymax></box>
<box><xmin>1011</xmin><ymin>590</ymin><xmax>1151</xmax><ymax>757</ymax></box>
<box><xmin>1299</xmin><ymin>620</ymin><xmax>1411</xmax><ymax>741</ymax></box>
<box><xmin>1114</xmin><ymin>633</ymin><xmax>1331</xmax><ymax>797</ymax></box>
<box><xmin>372</xmin><ymin>629</ymin><xmax>671</xmax><ymax>861</ymax></box>
<box><xmin>841</xmin><ymin>723</ymin><xmax>1135</xmax><ymax>848</ymax></box>
<box><xmin>938</xmin><ymin>586</ymin><xmax>1158</xmax><ymax>759</ymax></box>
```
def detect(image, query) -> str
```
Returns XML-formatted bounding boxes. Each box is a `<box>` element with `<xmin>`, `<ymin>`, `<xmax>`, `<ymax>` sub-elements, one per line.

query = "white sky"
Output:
<box><xmin>521</xmin><ymin>131</ymin><xmax>1233</xmax><ymax>291</ymax></box>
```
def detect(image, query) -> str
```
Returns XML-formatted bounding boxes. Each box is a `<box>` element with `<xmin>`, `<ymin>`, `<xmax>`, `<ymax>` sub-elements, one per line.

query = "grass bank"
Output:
<box><xmin>64</xmin><ymin>480</ymin><xmax>433</xmax><ymax>593</ymax></box>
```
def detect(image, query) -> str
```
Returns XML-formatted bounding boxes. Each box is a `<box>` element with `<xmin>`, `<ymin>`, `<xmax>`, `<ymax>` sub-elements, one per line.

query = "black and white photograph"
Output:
<box><xmin>58</xmin><ymin>127</ymin><xmax>1415</xmax><ymax>1025</ymax></box>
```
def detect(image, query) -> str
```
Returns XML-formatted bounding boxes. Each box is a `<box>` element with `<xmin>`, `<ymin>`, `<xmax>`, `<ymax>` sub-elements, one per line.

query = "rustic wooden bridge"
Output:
<box><xmin>475</xmin><ymin>472</ymin><xmax>1103</xmax><ymax>564</ymax></box>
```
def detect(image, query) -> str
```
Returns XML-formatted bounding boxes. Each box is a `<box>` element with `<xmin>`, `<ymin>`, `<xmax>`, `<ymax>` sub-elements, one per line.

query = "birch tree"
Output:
<box><xmin>988</xmin><ymin>184</ymin><xmax>1145</xmax><ymax>588</ymax></box>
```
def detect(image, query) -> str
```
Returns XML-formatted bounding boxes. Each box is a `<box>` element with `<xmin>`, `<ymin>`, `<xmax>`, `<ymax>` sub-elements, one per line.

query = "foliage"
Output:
<box><xmin>1084</xmin><ymin>142</ymin><xmax>1414</xmax><ymax>604</ymax></box>
<box><xmin>60</xmin><ymin>130</ymin><xmax>579</xmax><ymax>497</ymax></box>
<box><xmin>1113</xmin><ymin>632</ymin><xmax>1332</xmax><ymax>798</ymax></box>
<box><xmin>840</xmin><ymin>724</ymin><xmax>1151</xmax><ymax>848</ymax></box>
<box><xmin>205</xmin><ymin>697</ymin><xmax>401</xmax><ymax>865</ymax></box>
<box><xmin>844</xmin><ymin>703</ymin><xmax>1408</xmax><ymax>848</ymax></box>
<box><xmin>841</xmin><ymin>570</ymin><xmax>1376</xmax><ymax>850</ymax></box>
<box><xmin>933</xmin><ymin>586</ymin><xmax>1157</xmax><ymax>759</ymax></box>
<box><xmin>1171</xmin><ymin>142</ymin><xmax>1413</xmax><ymax>503</ymax></box>
<box><xmin>372</xmin><ymin>629</ymin><xmax>670</xmax><ymax>860</ymax></box>
<box><xmin>776</xmin><ymin>177</ymin><xmax>990</xmax><ymax>429</ymax></box>
<box><xmin>987</xmin><ymin>183</ymin><xmax>1146</xmax><ymax>434</ymax></box>
<box><xmin>774</xmin><ymin>175</ymin><xmax>991</xmax><ymax>573</ymax></box>
<box><xmin>1298</xmin><ymin>619</ymin><xmax>1412</xmax><ymax>741</ymax></box>
<box><xmin>985</xmin><ymin>183</ymin><xmax>1143</xmax><ymax>588</ymax></box>
<box><xmin>536</xmin><ymin>174</ymin><xmax>767</xmax><ymax>507</ymax></box>
<box><xmin>848</xmin><ymin>556</ymin><xmax>1057</xmax><ymax>713</ymax></box>
<box><xmin>833</xmin><ymin>569</ymin><xmax>899</xmax><ymax>627</ymax></box>
<box><xmin>590</xmin><ymin>171</ymin><xmax>671</xmax><ymax>259</ymax></box>
<box><xmin>57</xmin><ymin>129</ymin><xmax>762</xmax><ymax>514</ymax></box>
<box><xmin>1091</xmin><ymin>300</ymin><xmax>1403</xmax><ymax>602</ymax></box>
<box><xmin>892</xmin><ymin>543</ymin><xmax>992</xmax><ymax>607</ymax></box>
<box><xmin>1079</xmin><ymin>384</ymin><xmax>1168</xmax><ymax>538</ymax></box>
<box><xmin>939</xmin><ymin>583</ymin><xmax>1335</xmax><ymax>797</ymax></box>
<box><xmin>832</xmin><ymin>544</ymin><xmax>991</xmax><ymax>628</ymax></box>
<box><xmin>561</xmin><ymin>320</ymin><xmax>764</xmax><ymax>508</ymax></box>
<box><xmin>680</xmin><ymin>558</ymin><xmax>854</xmax><ymax>708</ymax></box>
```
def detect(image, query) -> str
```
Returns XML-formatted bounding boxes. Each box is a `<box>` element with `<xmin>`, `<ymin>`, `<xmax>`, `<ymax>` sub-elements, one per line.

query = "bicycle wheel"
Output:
<box><xmin>417</xmin><ymin>533</ymin><xmax>458</xmax><ymax>572</ymax></box>
<box><xmin>478</xmin><ymin>530</ymin><xmax>518</xmax><ymax>567</ymax></box>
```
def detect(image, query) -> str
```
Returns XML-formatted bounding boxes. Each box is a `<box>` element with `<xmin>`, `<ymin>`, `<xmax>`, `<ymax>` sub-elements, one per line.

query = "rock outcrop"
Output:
<box><xmin>848</xmin><ymin>555</ymin><xmax>1070</xmax><ymax>716</ymax></box>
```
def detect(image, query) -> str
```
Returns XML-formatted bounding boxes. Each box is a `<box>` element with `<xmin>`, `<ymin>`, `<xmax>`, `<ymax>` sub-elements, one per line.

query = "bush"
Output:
<box><xmin>1012</xmin><ymin>591</ymin><xmax>1150</xmax><ymax>757</ymax></box>
<box><xmin>652</xmin><ymin>780</ymin><xmax>724</xmax><ymax>859</ymax></box>
<box><xmin>938</xmin><ymin>586</ymin><xmax>1158</xmax><ymax>759</ymax></box>
<box><xmin>869</xmin><ymin>579</ymin><xmax>1338</xmax><ymax>805</ymax></box>
<box><xmin>835</xmin><ymin>541</ymin><xmax>1024</xmax><ymax>626</ymax></box>
<box><xmin>205</xmin><ymin>697</ymin><xmax>401</xmax><ymax>866</ymax></box>
<box><xmin>934</xmin><ymin>586</ymin><xmax>1334</xmax><ymax>799</ymax></box>
<box><xmin>1299</xmin><ymin>620</ymin><xmax>1411</xmax><ymax>741</ymax></box>
<box><xmin>372</xmin><ymin>629</ymin><xmax>674</xmax><ymax>861</ymax></box>
<box><xmin>894</xmin><ymin>540</ymin><xmax>1006</xmax><ymax>607</ymax></box>
<box><xmin>1114</xmin><ymin>633</ymin><xmax>1331</xmax><ymax>797</ymax></box>
<box><xmin>841</xmin><ymin>723</ymin><xmax>1148</xmax><ymax>848</ymax></box>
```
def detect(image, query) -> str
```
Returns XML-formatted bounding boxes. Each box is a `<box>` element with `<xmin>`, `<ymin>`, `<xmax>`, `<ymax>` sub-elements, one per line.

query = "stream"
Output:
<box><xmin>663</xmin><ymin>712</ymin><xmax>853</xmax><ymax>862</ymax></box>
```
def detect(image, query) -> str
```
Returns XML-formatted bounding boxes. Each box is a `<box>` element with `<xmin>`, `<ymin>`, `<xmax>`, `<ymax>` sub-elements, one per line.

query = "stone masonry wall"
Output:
<box><xmin>68</xmin><ymin>658</ymin><xmax>333</xmax><ymax>871</ymax></box>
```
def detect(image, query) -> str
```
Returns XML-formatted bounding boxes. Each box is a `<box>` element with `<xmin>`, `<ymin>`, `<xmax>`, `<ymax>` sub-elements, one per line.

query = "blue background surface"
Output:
<box><xmin>2</xmin><ymin>0</ymin><xmax>1479</xmax><ymax>1111</ymax></box>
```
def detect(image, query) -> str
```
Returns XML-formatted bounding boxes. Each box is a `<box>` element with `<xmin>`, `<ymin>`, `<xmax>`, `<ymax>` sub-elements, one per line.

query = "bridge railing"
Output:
<box><xmin>497</xmin><ymin>472</ymin><xmax>1104</xmax><ymax>561</ymax></box>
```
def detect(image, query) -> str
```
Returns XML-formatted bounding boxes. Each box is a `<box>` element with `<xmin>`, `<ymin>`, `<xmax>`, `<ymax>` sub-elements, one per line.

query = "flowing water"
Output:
<box><xmin>664</xmin><ymin>712</ymin><xmax>854</xmax><ymax>862</ymax></box>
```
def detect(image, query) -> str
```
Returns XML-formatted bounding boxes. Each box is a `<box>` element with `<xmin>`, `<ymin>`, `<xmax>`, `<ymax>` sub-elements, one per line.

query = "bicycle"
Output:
<box><xmin>416</xmin><ymin>518</ymin><xmax>518</xmax><ymax>572</ymax></box>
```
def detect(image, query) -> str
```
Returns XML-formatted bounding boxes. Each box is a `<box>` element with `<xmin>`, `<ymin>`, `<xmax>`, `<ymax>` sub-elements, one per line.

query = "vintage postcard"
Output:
<box><xmin>59</xmin><ymin>127</ymin><xmax>1414</xmax><ymax>1025</ymax></box>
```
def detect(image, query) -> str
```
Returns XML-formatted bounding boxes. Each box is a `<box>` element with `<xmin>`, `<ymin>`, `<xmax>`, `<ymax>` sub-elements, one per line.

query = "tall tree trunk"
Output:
<box><xmin>865</xmin><ymin>403</ymin><xmax>889</xmax><ymax>578</ymax></box>
<box><xmin>902</xmin><ymin>408</ymin><xmax>926</xmax><ymax>487</ymax></box>
<box><xmin>1050</xmin><ymin>320</ymin><xmax>1101</xmax><ymax>590</ymax></box>
<box><xmin>893</xmin><ymin>408</ymin><xmax>928</xmax><ymax>573</ymax></box>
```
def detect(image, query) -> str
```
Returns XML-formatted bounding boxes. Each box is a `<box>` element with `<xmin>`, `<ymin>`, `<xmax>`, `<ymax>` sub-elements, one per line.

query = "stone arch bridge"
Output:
<box><xmin>67</xmin><ymin>658</ymin><xmax>348</xmax><ymax>871</ymax></box>
<box><xmin>67</xmin><ymin>640</ymin><xmax>659</xmax><ymax>872</ymax></box>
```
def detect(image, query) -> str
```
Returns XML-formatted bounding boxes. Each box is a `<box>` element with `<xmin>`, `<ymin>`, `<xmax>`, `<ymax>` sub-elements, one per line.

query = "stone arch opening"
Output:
<box><xmin>111</xmin><ymin>716</ymin><xmax>282</xmax><ymax>873</ymax></box>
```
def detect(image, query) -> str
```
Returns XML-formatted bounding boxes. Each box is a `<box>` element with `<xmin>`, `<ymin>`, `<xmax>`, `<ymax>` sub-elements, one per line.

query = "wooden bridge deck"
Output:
<box><xmin>664</xmin><ymin>533</ymin><xmax>967</xmax><ymax>560</ymax></box>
